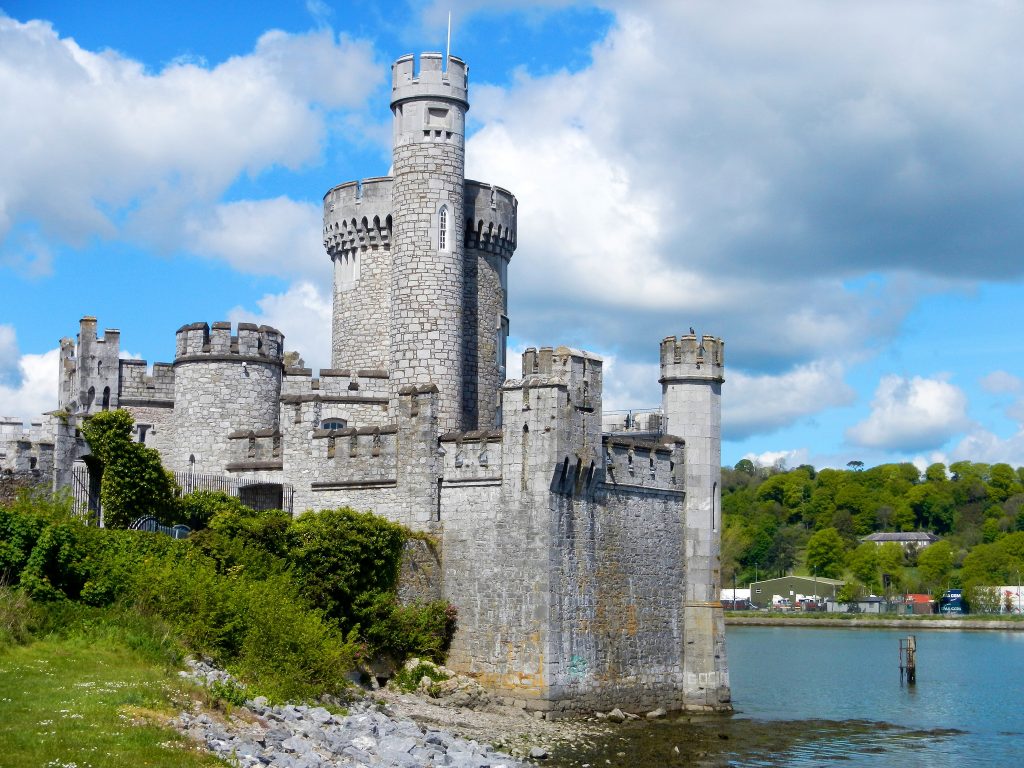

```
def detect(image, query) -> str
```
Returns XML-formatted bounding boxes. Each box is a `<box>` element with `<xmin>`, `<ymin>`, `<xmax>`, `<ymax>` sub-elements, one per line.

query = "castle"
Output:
<box><xmin>2</xmin><ymin>52</ymin><xmax>730</xmax><ymax>715</ymax></box>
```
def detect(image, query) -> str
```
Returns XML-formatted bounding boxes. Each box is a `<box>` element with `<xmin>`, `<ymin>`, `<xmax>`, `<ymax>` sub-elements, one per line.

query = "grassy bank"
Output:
<box><xmin>0</xmin><ymin>619</ymin><xmax>225</xmax><ymax>767</ymax></box>
<box><xmin>725</xmin><ymin>611</ymin><xmax>1024</xmax><ymax>631</ymax></box>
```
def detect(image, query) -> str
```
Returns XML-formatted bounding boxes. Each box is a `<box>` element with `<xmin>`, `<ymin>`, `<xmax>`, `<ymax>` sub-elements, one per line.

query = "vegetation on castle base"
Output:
<box><xmin>724</xmin><ymin>458</ymin><xmax>1024</xmax><ymax>608</ymax></box>
<box><xmin>1</xmin><ymin>468</ymin><xmax>457</xmax><ymax>702</ymax></box>
<box><xmin>81</xmin><ymin>409</ymin><xmax>177</xmax><ymax>529</ymax></box>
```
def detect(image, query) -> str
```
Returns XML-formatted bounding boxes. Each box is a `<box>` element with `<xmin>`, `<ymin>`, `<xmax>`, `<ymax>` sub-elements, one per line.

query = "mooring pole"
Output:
<box><xmin>900</xmin><ymin>635</ymin><xmax>917</xmax><ymax>685</ymax></box>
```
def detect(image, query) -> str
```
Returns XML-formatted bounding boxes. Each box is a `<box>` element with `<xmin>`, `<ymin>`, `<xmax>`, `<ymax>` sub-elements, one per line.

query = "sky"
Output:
<box><xmin>2</xmin><ymin>0</ymin><xmax>1024</xmax><ymax>472</ymax></box>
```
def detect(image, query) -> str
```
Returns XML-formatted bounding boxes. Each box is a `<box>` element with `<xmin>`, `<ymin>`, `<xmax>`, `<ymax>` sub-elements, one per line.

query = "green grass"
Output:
<box><xmin>0</xmin><ymin>633</ymin><xmax>227</xmax><ymax>768</ymax></box>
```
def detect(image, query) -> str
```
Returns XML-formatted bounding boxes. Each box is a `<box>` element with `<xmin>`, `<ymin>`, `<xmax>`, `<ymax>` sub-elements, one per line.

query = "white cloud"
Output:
<box><xmin>0</xmin><ymin>16</ymin><xmax>381</xmax><ymax>259</ymax></box>
<box><xmin>184</xmin><ymin>197</ymin><xmax>328</xmax><ymax>281</ymax></box>
<box><xmin>723</xmin><ymin>360</ymin><xmax>855</xmax><ymax>440</ymax></box>
<box><xmin>846</xmin><ymin>374</ymin><xmax>970</xmax><ymax>452</ymax></box>
<box><xmin>981</xmin><ymin>370</ymin><xmax>1023</xmax><ymax>394</ymax></box>
<box><xmin>742</xmin><ymin>448</ymin><xmax>810</xmax><ymax>471</ymax></box>
<box><xmin>950</xmin><ymin>427</ymin><xmax>1024</xmax><ymax>467</ymax></box>
<box><xmin>227</xmin><ymin>282</ymin><xmax>332</xmax><ymax>372</ymax></box>
<box><xmin>0</xmin><ymin>347</ymin><xmax>60</xmax><ymax>423</ymax></box>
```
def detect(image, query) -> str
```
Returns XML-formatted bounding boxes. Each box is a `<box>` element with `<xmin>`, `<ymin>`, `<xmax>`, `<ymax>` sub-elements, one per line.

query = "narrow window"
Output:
<box><xmin>438</xmin><ymin>206</ymin><xmax>448</xmax><ymax>250</ymax></box>
<box><xmin>101</xmin><ymin>386</ymin><xmax>111</xmax><ymax>411</ymax></box>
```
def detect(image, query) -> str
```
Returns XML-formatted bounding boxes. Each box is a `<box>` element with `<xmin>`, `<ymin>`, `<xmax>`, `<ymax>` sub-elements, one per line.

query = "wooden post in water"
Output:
<box><xmin>899</xmin><ymin>635</ymin><xmax>917</xmax><ymax>685</ymax></box>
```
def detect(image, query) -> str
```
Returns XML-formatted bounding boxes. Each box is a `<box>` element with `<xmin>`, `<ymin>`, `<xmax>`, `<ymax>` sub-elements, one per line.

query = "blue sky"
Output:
<box><xmin>2</xmin><ymin>0</ymin><xmax>1023</xmax><ymax>471</ymax></box>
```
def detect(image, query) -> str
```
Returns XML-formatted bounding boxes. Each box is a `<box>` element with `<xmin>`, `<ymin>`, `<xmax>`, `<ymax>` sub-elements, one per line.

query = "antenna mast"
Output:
<box><xmin>445</xmin><ymin>11</ymin><xmax>451</xmax><ymax>71</ymax></box>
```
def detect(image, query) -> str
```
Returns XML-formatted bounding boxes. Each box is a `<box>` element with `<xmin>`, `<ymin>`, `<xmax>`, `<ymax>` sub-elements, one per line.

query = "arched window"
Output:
<box><xmin>321</xmin><ymin>419</ymin><xmax>347</xmax><ymax>431</ymax></box>
<box><xmin>438</xmin><ymin>206</ymin><xmax>448</xmax><ymax>250</ymax></box>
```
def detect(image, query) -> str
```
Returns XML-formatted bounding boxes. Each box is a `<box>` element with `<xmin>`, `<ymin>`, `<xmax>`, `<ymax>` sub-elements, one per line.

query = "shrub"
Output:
<box><xmin>391</xmin><ymin>660</ymin><xmax>450</xmax><ymax>693</ymax></box>
<box><xmin>80</xmin><ymin>410</ymin><xmax>177</xmax><ymax>528</ymax></box>
<box><xmin>174</xmin><ymin>490</ymin><xmax>250</xmax><ymax>531</ymax></box>
<box><xmin>286</xmin><ymin>507</ymin><xmax>408</xmax><ymax>631</ymax></box>
<box><xmin>358</xmin><ymin>595</ymin><xmax>458</xmax><ymax>663</ymax></box>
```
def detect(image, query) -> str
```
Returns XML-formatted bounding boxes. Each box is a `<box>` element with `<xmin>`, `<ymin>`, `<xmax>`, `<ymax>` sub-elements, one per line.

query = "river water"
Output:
<box><xmin>550</xmin><ymin>625</ymin><xmax>1024</xmax><ymax>767</ymax></box>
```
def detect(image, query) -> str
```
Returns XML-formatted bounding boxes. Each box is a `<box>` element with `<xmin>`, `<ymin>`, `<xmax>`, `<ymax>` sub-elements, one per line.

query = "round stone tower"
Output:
<box><xmin>659</xmin><ymin>333</ymin><xmax>732</xmax><ymax>710</ymax></box>
<box><xmin>324</xmin><ymin>177</ymin><xmax>394</xmax><ymax>371</ymax></box>
<box><xmin>170</xmin><ymin>322</ymin><xmax>284</xmax><ymax>473</ymax></box>
<box><xmin>389</xmin><ymin>52</ymin><xmax>469</xmax><ymax>432</ymax></box>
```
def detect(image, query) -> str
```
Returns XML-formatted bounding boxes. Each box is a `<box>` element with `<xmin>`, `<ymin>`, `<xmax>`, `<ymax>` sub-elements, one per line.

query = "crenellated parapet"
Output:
<box><xmin>118</xmin><ymin>360</ymin><xmax>174</xmax><ymax>404</ymax></box>
<box><xmin>659</xmin><ymin>333</ymin><xmax>725</xmax><ymax>384</ymax></box>
<box><xmin>440</xmin><ymin>429</ymin><xmax>503</xmax><ymax>483</ymax></box>
<box><xmin>323</xmin><ymin>177</ymin><xmax>394</xmax><ymax>257</ymax></box>
<box><xmin>311</xmin><ymin>424</ymin><xmax>398</xmax><ymax>485</ymax></box>
<box><xmin>521</xmin><ymin>346</ymin><xmax>603</xmax><ymax>412</ymax></box>
<box><xmin>174</xmin><ymin>322</ymin><xmax>284</xmax><ymax>365</ymax></box>
<box><xmin>391</xmin><ymin>52</ymin><xmax>468</xmax><ymax>110</ymax></box>
<box><xmin>464</xmin><ymin>181</ymin><xmax>517</xmax><ymax>259</ymax></box>
<box><xmin>603</xmin><ymin>435</ymin><xmax>683</xmax><ymax>491</ymax></box>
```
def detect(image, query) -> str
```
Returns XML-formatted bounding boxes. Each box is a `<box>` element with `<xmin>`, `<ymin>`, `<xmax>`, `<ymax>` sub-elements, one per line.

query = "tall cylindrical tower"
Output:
<box><xmin>389</xmin><ymin>52</ymin><xmax>468</xmax><ymax>432</ymax></box>
<box><xmin>170</xmin><ymin>322</ymin><xmax>284</xmax><ymax>473</ymax></box>
<box><xmin>660</xmin><ymin>333</ymin><xmax>732</xmax><ymax>710</ymax></box>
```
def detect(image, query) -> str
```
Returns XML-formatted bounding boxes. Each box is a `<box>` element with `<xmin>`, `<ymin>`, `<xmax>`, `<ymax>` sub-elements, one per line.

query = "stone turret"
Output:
<box><xmin>324</xmin><ymin>177</ymin><xmax>394</xmax><ymax>372</ymax></box>
<box><xmin>169</xmin><ymin>322</ymin><xmax>284</xmax><ymax>473</ymax></box>
<box><xmin>462</xmin><ymin>181</ymin><xmax>517</xmax><ymax>430</ymax></box>
<box><xmin>59</xmin><ymin>316</ymin><xmax>121</xmax><ymax>415</ymax></box>
<box><xmin>389</xmin><ymin>53</ymin><xmax>469</xmax><ymax>432</ymax></box>
<box><xmin>659</xmin><ymin>332</ymin><xmax>730</xmax><ymax>710</ymax></box>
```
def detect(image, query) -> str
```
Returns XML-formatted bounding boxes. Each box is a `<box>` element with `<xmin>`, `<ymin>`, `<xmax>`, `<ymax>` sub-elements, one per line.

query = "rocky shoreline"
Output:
<box><xmin>174</xmin><ymin>658</ymin><xmax>616</xmax><ymax>767</ymax></box>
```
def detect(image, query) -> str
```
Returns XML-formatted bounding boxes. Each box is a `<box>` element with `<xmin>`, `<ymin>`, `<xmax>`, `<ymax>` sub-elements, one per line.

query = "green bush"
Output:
<box><xmin>286</xmin><ymin>507</ymin><xmax>408</xmax><ymax>631</ymax></box>
<box><xmin>391</xmin><ymin>660</ymin><xmax>451</xmax><ymax>693</ymax></box>
<box><xmin>81</xmin><ymin>410</ymin><xmax>177</xmax><ymax>528</ymax></box>
<box><xmin>7</xmin><ymin>491</ymin><xmax>457</xmax><ymax>699</ymax></box>
<box><xmin>371</xmin><ymin>599</ymin><xmax>458</xmax><ymax>663</ymax></box>
<box><xmin>173</xmin><ymin>490</ymin><xmax>251</xmax><ymax>531</ymax></box>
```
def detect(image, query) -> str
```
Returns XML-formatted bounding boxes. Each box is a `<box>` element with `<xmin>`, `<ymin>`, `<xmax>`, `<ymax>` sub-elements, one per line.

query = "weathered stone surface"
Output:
<box><xmin>33</xmin><ymin>47</ymin><xmax>730</xmax><ymax>718</ymax></box>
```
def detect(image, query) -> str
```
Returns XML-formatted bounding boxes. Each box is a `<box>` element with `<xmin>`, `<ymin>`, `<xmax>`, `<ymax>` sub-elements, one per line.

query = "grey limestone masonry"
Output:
<box><xmin>29</xmin><ymin>50</ymin><xmax>731</xmax><ymax>716</ymax></box>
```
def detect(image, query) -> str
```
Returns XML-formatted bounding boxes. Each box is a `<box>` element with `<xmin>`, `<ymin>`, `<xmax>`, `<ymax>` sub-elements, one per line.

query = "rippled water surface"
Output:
<box><xmin>551</xmin><ymin>626</ymin><xmax>1024</xmax><ymax>767</ymax></box>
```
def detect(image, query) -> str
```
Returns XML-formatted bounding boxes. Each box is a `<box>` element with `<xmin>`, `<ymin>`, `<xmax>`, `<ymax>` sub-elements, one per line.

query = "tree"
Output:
<box><xmin>877</xmin><ymin>542</ymin><xmax>905</xmax><ymax>591</ymax></box>
<box><xmin>847</xmin><ymin>542</ymin><xmax>880</xmax><ymax>591</ymax></box>
<box><xmin>917</xmin><ymin>540</ymin><xmax>954</xmax><ymax>592</ymax></box>
<box><xmin>806</xmin><ymin>527</ymin><xmax>846</xmax><ymax>579</ymax></box>
<box><xmin>847</xmin><ymin>460</ymin><xmax>864</xmax><ymax>471</ymax></box>
<box><xmin>81</xmin><ymin>409</ymin><xmax>177</xmax><ymax>528</ymax></box>
<box><xmin>734</xmin><ymin>458</ymin><xmax>756</xmax><ymax>476</ymax></box>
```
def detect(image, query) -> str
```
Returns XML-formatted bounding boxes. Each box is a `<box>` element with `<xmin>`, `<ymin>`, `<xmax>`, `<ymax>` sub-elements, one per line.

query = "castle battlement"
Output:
<box><xmin>391</xmin><ymin>53</ymin><xmax>468</xmax><ymax>108</ymax></box>
<box><xmin>439</xmin><ymin>429</ymin><xmax>503</xmax><ymax>482</ymax></box>
<box><xmin>323</xmin><ymin>177</ymin><xmax>394</xmax><ymax>255</ymax></box>
<box><xmin>118</xmin><ymin>359</ymin><xmax>175</xmax><ymax>403</ymax></box>
<box><xmin>77</xmin><ymin>316</ymin><xmax>121</xmax><ymax>348</ymax></box>
<box><xmin>659</xmin><ymin>333</ymin><xmax>725</xmax><ymax>382</ymax></box>
<box><xmin>464</xmin><ymin>181</ymin><xmax>517</xmax><ymax>257</ymax></box>
<box><xmin>174</xmin><ymin>321</ymin><xmax>284</xmax><ymax>363</ymax></box>
<box><xmin>603</xmin><ymin>435</ymin><xmax>683</xmax><ymax>491</ymax></box>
